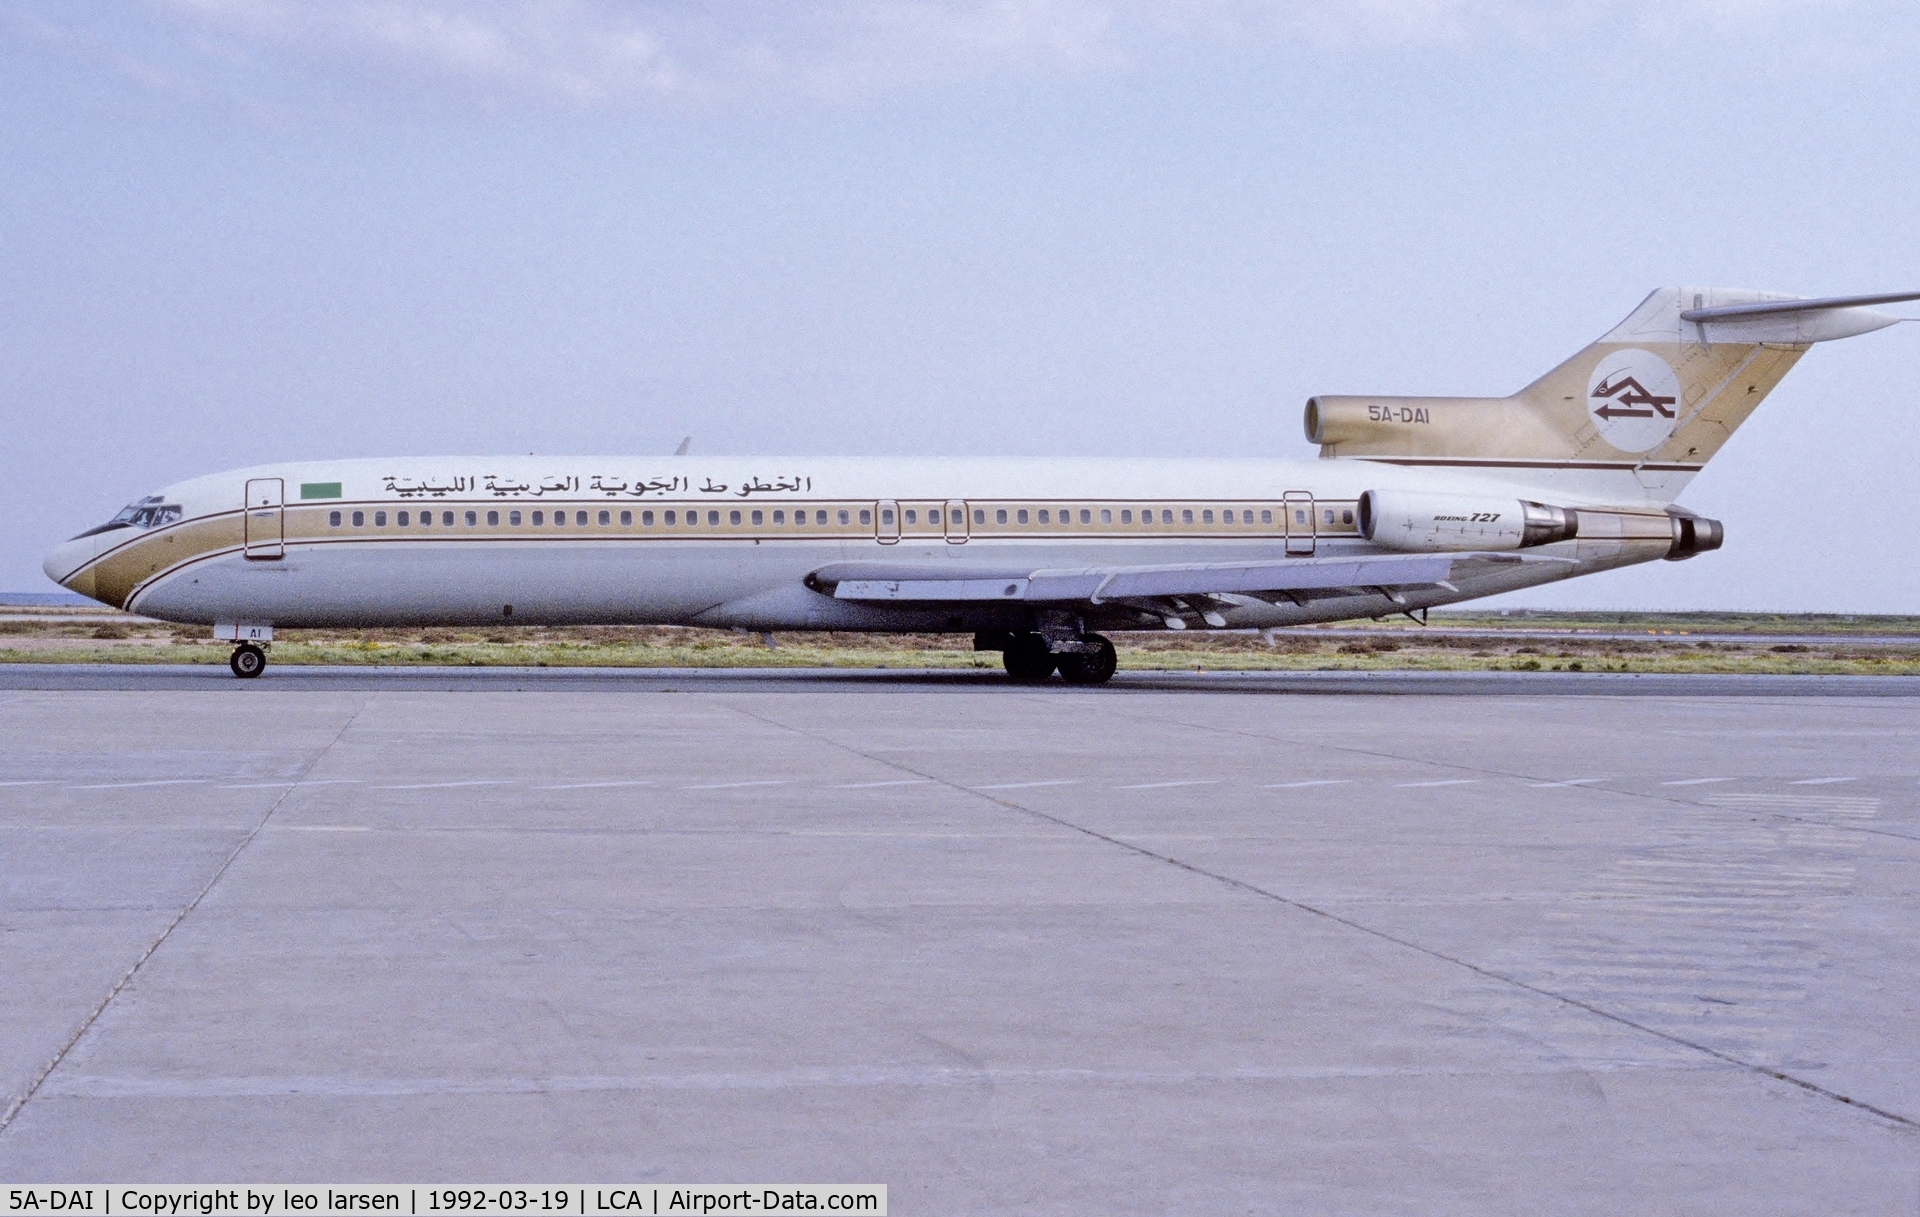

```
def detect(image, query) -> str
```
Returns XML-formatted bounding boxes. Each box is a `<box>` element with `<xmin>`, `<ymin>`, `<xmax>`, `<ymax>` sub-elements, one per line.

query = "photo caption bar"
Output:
<box><xmin>3</xmin><ymin>1189</ymin><xmax>885</xmax><ymax>1217</ymax></box>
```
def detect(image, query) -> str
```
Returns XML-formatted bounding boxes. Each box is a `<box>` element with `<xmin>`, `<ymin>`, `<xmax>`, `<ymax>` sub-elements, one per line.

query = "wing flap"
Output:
<box><xmin>822</xmin><ymin>554</ymin><xmax>1472</xmax><ymax>604</ymax></box>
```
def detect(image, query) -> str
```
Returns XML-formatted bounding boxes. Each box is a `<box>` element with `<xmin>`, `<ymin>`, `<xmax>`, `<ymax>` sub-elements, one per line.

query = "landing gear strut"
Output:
<box><xmin>229</xmin><ymin>642</ymin><xmax>267</xmax><ymax>679</ymax></box>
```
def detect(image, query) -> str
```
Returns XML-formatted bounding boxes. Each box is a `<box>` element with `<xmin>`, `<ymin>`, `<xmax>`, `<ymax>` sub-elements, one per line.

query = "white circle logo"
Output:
<box><xmin>1587</xmin><ymin>349</ymin><xmax>1681</xmax><ymax>454</ymax></box>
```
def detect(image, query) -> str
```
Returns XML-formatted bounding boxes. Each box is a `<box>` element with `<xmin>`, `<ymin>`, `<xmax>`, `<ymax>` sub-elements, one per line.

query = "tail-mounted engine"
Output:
<box><xmin>1665</xmin><ymin>512</ymin><xmax>1725</xmax><ymax>561</ymax></box>
<box><xmin>1359</xmin><ymin>490</ymin><xmax>1579</xmax><ymax>553</ymax></box>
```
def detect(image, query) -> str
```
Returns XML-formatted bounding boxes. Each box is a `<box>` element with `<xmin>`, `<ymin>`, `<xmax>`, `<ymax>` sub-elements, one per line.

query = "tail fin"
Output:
<box><xmin>1306</xmin><ymin>288</ymin><xmax>1914</xmax><ymax>503</ymax></box>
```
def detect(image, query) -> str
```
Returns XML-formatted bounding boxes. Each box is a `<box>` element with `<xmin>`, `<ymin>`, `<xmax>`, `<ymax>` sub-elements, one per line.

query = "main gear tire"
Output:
<box><xmin>1056</xmin><ymin>634</ymin><xmax>1117</xmax><ymax>686</ymax></box>
<box><xmin>1002</xmin><ymin>634</ymin><xmax>1057</xmax><ymax>682</ymax></box>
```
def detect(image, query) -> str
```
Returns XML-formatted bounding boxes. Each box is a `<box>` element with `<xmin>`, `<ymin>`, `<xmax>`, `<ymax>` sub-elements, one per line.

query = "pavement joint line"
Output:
<box><xmin>538</xmin><ymin>781</ymin><xmax>655</xmax><ymax>789</ymax></box>
<box><xmin>0</xmin><ymin>695</ymin><xmax>374</xmax><ymax>1137</ymax></box>
<box><xmin>378</xmin><ymin>780</ymin><xmax>510</xmax><ymax>789</ymax></box>
<box><xmin>1529</xmin><ymin>779</ymin><xmax>1607</xmax><ymax>787</ymax></box>
<box><xmin>1662</xmin><ymin>778</ymin><xmax>1735</xmax><ymax>786</ymax></box>
<box><xmin>970</xmin><ymin>780</ymin><xmax>1082</xmax><ymax>790</ymax></box>
<box><xmin>681</xmin><ymin>780</ymin><xmax>790</xmax><ymax>789</ymax></box>
<box><xmin>68</xmin><ymin>779</ymin><xmax>209</xmax><ymax>790</ymax></box>
<box><xmin>1396</xmin><ymin>779</ymin><xmax>1482</xmax><ymax>788</ymax></box>
<box><xmin>1002</xmin><ymin>696</ymin><xmax>1920</xmax><ymax>1131</ymax></box>
<box><xmin>1262</xmin><ymin>780</ymin><xmax>1350</xmax><ymax>788</ymax></box>
<box><xmin>830</xmin><ymin>780</ymin><xmax>933</xmax><ymax>789</ymax></box>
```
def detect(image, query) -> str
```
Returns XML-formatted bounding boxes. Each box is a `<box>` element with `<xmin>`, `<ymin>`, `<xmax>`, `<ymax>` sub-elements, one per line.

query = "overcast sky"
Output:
<box><xmin>5</xmin><ymin>0</ymin><xmax>1919</xmax><ymax>610</ymax></box>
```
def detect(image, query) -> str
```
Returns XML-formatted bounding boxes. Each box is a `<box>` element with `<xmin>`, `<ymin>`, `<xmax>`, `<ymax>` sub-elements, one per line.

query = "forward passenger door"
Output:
<box><xmin>244</xmin><ymin>478</ymin><xmax>284</xmax><ymax>560</ymax></box>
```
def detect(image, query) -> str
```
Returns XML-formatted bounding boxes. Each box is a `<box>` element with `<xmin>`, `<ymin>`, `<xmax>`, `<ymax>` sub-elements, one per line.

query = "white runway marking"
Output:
<box><xmin>1115</xmin><ymin>780</ymin><xmax>1220</xmax><ymax>790</ymax></box>
<box><xmin>69</xmin><ymin>779</ymin><xmax>208</xmax><ymax>790</ymax></box>
<box><xmin>1529</xmin><ymin>778</ymin><xmax>1606</xmax><ymax>788</ymax></box>
<box><xmin>279</xmin><ymin>826</ymin><xmax>372</xmax><ymax>832</ymax></box>
<box><xmin>1261</xmin><ymin>780</ymin><xmax>1350</xmax><ymax>789</ymax></box>
<box><xmin>539</xmin><ymin>780</ymin><xmax>655</xmax><ymax>789</ymax></box>
<box><xmin>830</xmin><ymin>780</ymin><xmax>932</xmax><ymax>789</ymax></box>
<box><xmin>0</xmin><ymin>780</ymin><xmax>53</xmax><ymax>787</ymax></box>
<box><xmin>378</xmin><ymin>780</ymin><xmax>510</xmax><ymax>790</ymax></box>
<box><xmin>1396</xmin><ymin>779</ymin><xmax>1480</xmax><ymax>788</ymax></box>
<box><xmin>971</xmin><ymin>780</ymin><xmax>1082</xmax><ymax>790</ymax></box>
<box><xmin>682</xmin><ymin>780</ymin><xmax>790</xmax><ymax>790</ymax></box>
<box><xmin>1661</xmin><ymin>778</ymin><xmax>1735</xmax><ymax>787</ymax></box>
<box><xmin>218</xmin><ymin>780</ymin><xmax>364</xmax><ymax>789</ymax></box>
<box><xmin>1789</xmin><ymin>777</ymin><xmax>1857</xmax><ymax>785</ymax></box>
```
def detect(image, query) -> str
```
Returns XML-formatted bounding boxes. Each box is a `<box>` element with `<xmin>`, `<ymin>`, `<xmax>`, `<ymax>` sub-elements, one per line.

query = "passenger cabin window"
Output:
<box><xmin>973</xmin><ymin>509</ymin><xmax>985</xmax><ymax>525</ymax></box>
<box><xmin>531</xmin><ymin>511</ymin><xmax>543</xmax><ymax>525</ymax></box>
<box><xmin>329</xmin><ymin>511</ymin><xmax>342</xmax><ymax>527</ymax></box>
<box><xmin>352</xmin><ymin>510</ymin><xmax>365</xmax><ymax>526</ymax></box>
<box><xmin>816</xmin><ymin>510</ymin><xmax>828</xmax><ymax>524</ymax></box>
<box><xmin>441</xmin><ymin>511</ymin><xmax>454</xmax><ymax>526</ymax></box>
<box><xmin>838</xmin><ymin>509</ymin><xmax>851</xmax><ymax>525</ymax></box>
<box><xmin>1262</xmin><ymin>509</ymin><xmax>1273</xmax><ymax>524</ymax></box>
<box><xmin>463</xmin><ymin>510</ymin><xmax>476</xmax><ymax>526</ymax></box>
<box><xmin>903</xmin><ymin>509</ymin><xmax>916</xmax><ymax>524</ymax></box>
<box><xmin>1037</xmin><ymin>509</ymin><xmax>1050</xmax><ymax>524</ymax></box>
<box><xmin>1100</xmin><ymin>509</ymin><xmax>1112</xmax><ymax>524</ymax></box>
<box><xmin>599</xmin><ymin>510</ymin><xmax>612</xmax><ymax>526</ymax></box>
<box><xmin>620</xmin><ymin>510</ymin><xmax>632</xmax><ymax>525</ymax></box>
<box><xmin>707</xmin><ymin>510</ymin><xmax>720</xmax><ymax>525</ymax></box>
<box><xmin>509</xmin><ymin>510</ymin><xmax>521</xmax><ymax>525</ymax></box>
<box><xmin>576</xmin><ymin>511</ymin><xmax>589</xmax><ymax>526</ymax></box>
<box><xmin>1342</xmin><ymin>509</ymin><xmax>1354</xmax><ymax>525</ymax></box>
<box><xmin>773</xmin><ymin>510</ymin><xmax>785</xmax><ymax>524</ymax></box>
<box><xmin>374</xmin><ymin>511</ymin><xmax>387</xmax><ymax>527</ymax></box>
<box><xmin>397</xmin><ymin>511</ymin><xmax>410</xmax><ymax>526</ymax></box>
<box><xmin>663</xmin><ymin>511</ymin><xmax>675</xmax><ymax>524</ymax></box>
<box><xmin>487</xmin><ymin>510</ymin><xmax>499</xmax><ymax>526</ymax></box>
<box><xmin>642</xmin><ymin>510</ymin><xmax>654</xmax><ymax>525</ymax></box>
<box><xmin>729</xmin><ymin>510</ymin><xmax>742</xmax><ymax>525</ymax></box>
<box><xmin>553</xmin><ymin>511</ymin><xmax>565</xmax><ymax>527</ymax></box>
<box><xmin>995</xmin><ymin>509</ymin><xmax>1008</xmax><ymax>525</ymax></box>
<box><xmin>1079</xmin><ymin>509</ymin><xmax>1091</xmax><ymax>524</ymax></box>
<box><xmin>1181</xmin><ymin>509</ymin><xmax>1194</xmax><ymax>524</ymax></box>
<box><xmin>1120</xmin><ymin>509</ymin><xmax>1132</xmax><ymax>524</ymax></box>
<box><xmin>750</xmin><ymin>509</ymin><xmax>763</xmax><ymax>525</ymax></box>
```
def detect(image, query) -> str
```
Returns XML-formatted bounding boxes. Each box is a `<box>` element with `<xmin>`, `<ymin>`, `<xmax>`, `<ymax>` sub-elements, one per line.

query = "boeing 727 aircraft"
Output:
<box><xmin>42</xmin><ymin>287</ymin><xmax>1917</xmax><ymax>681</ymax></box>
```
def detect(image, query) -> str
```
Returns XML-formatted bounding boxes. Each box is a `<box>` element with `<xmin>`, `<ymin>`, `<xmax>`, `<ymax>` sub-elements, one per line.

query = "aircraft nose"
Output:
<box><xmin>43</xmin><ymin>536</ymin><xmax>100</xmax><ymax>600</ymax></box>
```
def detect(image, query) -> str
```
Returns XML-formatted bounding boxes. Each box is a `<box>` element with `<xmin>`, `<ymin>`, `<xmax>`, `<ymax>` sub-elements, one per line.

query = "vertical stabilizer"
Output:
<box><xmin>1306</xmin><ymin>288</ymin><xmax>1912</xmax><ymax>504</ymax></box>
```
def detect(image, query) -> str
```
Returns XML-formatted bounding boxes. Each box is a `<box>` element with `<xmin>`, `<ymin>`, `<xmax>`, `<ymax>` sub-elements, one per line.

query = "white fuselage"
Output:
<box><xmin>43</xmin><ymin>454</ymin><xmax>1680</xmax><ymax>634</ymax></box>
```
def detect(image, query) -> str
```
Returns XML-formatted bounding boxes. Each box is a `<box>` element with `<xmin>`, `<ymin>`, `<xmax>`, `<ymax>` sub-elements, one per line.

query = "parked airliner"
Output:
<box><xmin>43</xmin><ymin>288</ymin><xmax>1915</xmax><ymax>681</ymax></box>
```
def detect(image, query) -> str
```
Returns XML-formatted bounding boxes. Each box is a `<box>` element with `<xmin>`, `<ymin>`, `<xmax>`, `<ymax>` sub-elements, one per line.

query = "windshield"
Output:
<box><xmin>71</xmin><ymin>496</ymin><xmax>183</xmax><ymax>539</ymax></box>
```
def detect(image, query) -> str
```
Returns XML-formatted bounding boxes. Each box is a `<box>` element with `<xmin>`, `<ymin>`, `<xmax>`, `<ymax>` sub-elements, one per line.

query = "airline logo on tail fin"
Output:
<box><xmin>1587</xmin><ymin>349</ymin><xmax>1682</xmax><ymax>452</ymax></box>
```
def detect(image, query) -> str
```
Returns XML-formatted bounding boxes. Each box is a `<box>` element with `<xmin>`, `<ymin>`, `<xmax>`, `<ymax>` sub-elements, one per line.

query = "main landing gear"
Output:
<box><xmin>229</xmin><ymin>642</ymin><xmax>267</xmax><ymax>679</ymax></box>
<box><xmin>994</xmin><ymin>631</ymin><xmax>1117</xmax><ymax>686</ymax></box>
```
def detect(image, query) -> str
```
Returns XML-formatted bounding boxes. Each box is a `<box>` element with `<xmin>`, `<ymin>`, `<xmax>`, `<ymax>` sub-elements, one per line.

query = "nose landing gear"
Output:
<box><xmin>229</xmin><ymin>642</ymin><xmax>267</xmax><ymax>679</ymax></box>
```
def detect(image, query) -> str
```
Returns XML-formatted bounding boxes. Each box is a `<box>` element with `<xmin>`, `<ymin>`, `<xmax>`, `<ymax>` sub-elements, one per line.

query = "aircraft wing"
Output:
<box><xmin>809</xmin><ymin>553</ymin><xmax>1563</xmax><ymax>610</ymax></box>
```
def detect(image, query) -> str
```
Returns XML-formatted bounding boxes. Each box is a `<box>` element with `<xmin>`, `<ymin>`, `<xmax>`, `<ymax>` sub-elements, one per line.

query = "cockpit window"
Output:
<box><xmin>71</xmin><ymin>496</ymin><xmax>183</xmax><ymax>539</ymax></box>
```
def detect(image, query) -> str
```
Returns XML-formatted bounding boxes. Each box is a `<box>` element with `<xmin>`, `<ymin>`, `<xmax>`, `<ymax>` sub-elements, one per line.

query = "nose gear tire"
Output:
<box><xmin>229</xmin><ymin>643</ymin><xmax>266</xmax><ymax>679</ymax></box>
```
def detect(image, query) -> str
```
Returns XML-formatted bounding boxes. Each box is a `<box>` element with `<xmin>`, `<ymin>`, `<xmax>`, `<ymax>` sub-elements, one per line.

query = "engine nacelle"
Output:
<box><xmin>1359</xmin><ymin>490</ymin><xmax>1579</xmax><ymax>553</ymax></box>
<box><xmin>1665</xmin><ymin>513</ymin><xmax>1725</xmax><ymax>561</ymax></box>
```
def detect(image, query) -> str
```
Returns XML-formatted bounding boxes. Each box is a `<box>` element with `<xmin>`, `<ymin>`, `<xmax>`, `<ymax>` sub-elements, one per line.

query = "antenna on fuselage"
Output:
<box><xmin>673</xmin><ymin>436</ymin><xmax>691</xmax><ymax>456</ymax></box>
